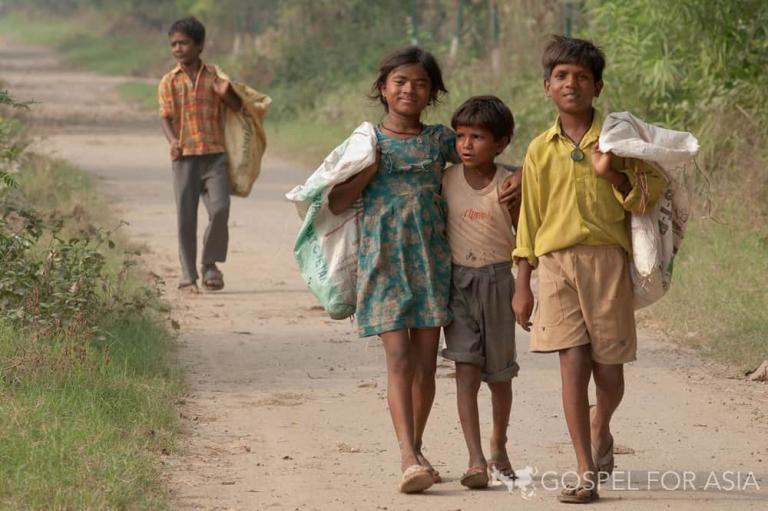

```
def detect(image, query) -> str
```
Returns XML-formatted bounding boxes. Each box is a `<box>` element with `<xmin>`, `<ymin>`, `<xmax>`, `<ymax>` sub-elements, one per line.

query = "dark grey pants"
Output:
<box><xmin>172</xmin><ymin>153</ymin><xmax>230</xmax><ymax>284</ymax></box>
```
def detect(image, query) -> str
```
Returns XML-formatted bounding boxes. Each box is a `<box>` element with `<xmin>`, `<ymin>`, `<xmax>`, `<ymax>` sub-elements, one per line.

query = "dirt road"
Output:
<box><xmin>2</xmin><ymin>39</ymin><xmax>766</xmax><ymax>510</ymax></box>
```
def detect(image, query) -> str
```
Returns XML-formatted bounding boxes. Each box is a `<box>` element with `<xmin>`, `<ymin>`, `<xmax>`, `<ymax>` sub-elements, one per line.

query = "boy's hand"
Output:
<box><xmin>499</xmin><ymin>170</ymin><xmax>521</xmax><ymax>208</ymax></box>
<box><xmin>170</xmin><ymin>140</ymin><xmax>181</xmax><ymax>161</ymax></box>
<box><xmin>512</xmin><ymin>287</ymin><xmax>534</xmax><ymax>331</ymax></box>
<box><xmin>590</xmin><ymin>143</ymin><xmax>613</xmax><ymax>177</ymax></box>
<box><xmin>212</xmin><ymin>77</ymin><xmax>231</xmax><ymax>98</ymax></box>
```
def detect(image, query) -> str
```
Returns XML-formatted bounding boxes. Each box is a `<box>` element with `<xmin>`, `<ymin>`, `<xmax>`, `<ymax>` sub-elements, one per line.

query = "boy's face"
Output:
<box><xmin>544</xmin><ymin>63</ymin><xmax>603</xmax><ymax>115</ymax></box>
<box><xmin>380</xmin><ymin>64</ymin><xmax>432</xmax><ymax>117</ymax></box>
<box><xmin>170</xmin><ymin>32</ymin><xmax>203</xmax><ymax>66</ymax></box>
<box><xmin>455</xmin><ymin>125</ymin><xmax>509</xmax><ymax>171</ymax></box>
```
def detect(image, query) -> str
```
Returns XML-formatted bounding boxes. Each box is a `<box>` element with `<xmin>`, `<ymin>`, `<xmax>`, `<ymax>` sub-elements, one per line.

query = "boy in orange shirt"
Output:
<box><xmin>158</xmin><ymin>17</ymin><xmax>242</xmax><ymax>292</ymax></box>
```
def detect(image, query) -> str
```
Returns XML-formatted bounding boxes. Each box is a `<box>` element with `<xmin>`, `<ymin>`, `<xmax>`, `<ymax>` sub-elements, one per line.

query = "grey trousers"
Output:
<box><xmin>172</xmin><ymin>153</ymin><xmax>230</xmax><ymax>284</ymax></box>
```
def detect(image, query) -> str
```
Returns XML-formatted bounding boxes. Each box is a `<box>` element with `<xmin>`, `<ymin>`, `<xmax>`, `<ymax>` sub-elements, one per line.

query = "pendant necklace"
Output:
<box><xmin>563</xmin><ymin>131</ymin><xmax>585</xmax><ymax>162</ymax></box>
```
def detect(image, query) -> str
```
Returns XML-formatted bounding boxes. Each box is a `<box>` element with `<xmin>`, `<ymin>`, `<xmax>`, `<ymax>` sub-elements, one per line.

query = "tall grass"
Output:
<box><xmin>0</xmin><ymin>319</ymin><xmax>180</xmax><ymax>510</ymax></box>
<box><xmin>1</xmin><ymin>95</ymin><xmax>181</xmax><ymax>507</ymax></box>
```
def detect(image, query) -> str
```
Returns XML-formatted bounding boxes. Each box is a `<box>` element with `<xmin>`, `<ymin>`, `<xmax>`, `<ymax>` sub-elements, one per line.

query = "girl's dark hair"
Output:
<box><xmin>542</xmin><ymin>35</ymin><xmax>605</xmax><ymax>83</ymax></box>
<box><xmin>370</xmin><ymin>46</ymin><xmax>447</xmax><ymax>111</ymax></box>
<box><xmin>168</xmin><ymin>16</ymin><xmax>206</xmax><ymax>45</ymax></box>
<box><xmin>451</xmin><ymin>95</ymin><xmax>515</xmax><ymax>141</ymax></box>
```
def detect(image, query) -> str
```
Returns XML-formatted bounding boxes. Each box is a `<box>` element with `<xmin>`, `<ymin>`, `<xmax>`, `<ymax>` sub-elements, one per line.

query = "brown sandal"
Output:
<box><xmin>558</xmin><ymin>484</ymin><xmax>599</xmax><ymax>504</ymax></box>
<box><xmin>460</xmin><ymin>465</ymin><xmax>489</xmax><ymax>489</ymax></box>
<box><xmin>177</xmin><ymin>282</ymin><xmax>200</xmax><ymax>294</ymax></box>
<box><xmin>399</xmin><ymin>464</ymin><xmax>433</xmax><ymax>493</ymax></box>
<box><xmin>201</xmin><ymin>264</ymin><xmax>224</xmax><ymax>291</ymax></box>
<box><xmin>416</xmin><ymin>452</ymin><xmax>441</xmax><ymax>483</ymax></box>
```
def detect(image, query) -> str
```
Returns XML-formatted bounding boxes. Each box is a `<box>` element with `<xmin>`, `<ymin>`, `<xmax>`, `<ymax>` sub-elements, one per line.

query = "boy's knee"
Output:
<box><xmin>455</xmin><ymin>365</ymin><xmax>482</xmax><ymax>391</ymax></box>
<box><xmin>487</xmin><ymin>380</ymin><xmax>512</xmax><ymax>395</ymax></box>
<box><xmin>210</xmin><ymin>203</ymin><xmax>230</xmax><ymax>221</ymax></box>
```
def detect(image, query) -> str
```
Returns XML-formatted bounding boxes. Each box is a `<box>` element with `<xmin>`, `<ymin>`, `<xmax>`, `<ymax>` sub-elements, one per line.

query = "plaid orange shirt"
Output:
<box><xmin>158</xmin><ymin>62</ymin><xmax>226</xmax><ymax>156</ymax></box>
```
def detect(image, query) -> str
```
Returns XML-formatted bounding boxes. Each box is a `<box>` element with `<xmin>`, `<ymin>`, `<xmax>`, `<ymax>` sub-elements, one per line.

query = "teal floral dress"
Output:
<box><xmin>357</xmin><ymin>124</ymin><xmax>459</xmax><ymax>337</ymax></box>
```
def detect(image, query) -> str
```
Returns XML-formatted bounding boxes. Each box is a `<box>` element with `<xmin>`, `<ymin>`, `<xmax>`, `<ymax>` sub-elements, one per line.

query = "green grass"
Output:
<box><xmin>0</xmin><ymin>12</ymin><xmax>82</xmax><ymax>46</ymax></box>
<box><xmin>0</xmin><ymin>319</ymin><xmax>180</xmax><ymax>510</ymax></box>
<box><xmin>117</xmin><ymin>82</ymin><xmax>158</xmax><ymax>111</ymax></box>
<box><xmin>643</xmin><ymin>208</ymin><xmax>768</xmax><ymax>370</ymax></box>
<box><xmin>0</xmin><ymin>11</ymin><xmax>165</xmax><ymax>77</ymax></box>
<box><xmin>0</xmin><ymin>139</ymin><xmax>181</xmax><ymax>507</ymax></box>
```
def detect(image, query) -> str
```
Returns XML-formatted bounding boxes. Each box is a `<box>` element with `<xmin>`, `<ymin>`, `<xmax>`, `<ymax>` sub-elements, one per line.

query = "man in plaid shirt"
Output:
<box><xmin>159</xmin><ymin>16</ymin><xmax>242</xmax><ymax>292</ymax></box>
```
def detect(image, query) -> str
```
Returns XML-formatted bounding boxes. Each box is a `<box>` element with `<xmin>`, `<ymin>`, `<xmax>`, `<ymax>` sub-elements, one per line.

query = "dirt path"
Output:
<box><xmin>2</xmin><ymin>38</ymin><xmax>766</xmax><ymax>511</ymax></box>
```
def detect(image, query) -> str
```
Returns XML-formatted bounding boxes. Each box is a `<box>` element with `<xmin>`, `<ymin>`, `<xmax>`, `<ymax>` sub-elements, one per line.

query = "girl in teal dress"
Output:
<box><xmin>328</xmin><ymin>46</ymin><xmax>459</xmax><ymax>494</ymax></box>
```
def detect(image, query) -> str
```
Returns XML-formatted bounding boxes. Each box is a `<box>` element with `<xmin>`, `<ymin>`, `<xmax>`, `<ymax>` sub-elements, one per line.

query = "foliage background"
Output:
<box><xmin>1</xmin><ymin>0</ymin><xmax>765</xmax><ymax>367</ymax></box>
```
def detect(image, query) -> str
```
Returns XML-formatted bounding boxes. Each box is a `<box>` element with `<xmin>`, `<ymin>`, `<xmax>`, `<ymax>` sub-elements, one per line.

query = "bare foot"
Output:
<box><xmin>489</xmin><ymin>442</ymin><xmax>515</xmax><ymax>479</ymax></box>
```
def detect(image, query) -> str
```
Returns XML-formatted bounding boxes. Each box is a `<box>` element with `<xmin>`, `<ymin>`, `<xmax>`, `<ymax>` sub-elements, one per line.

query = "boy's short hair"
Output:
<box><xmin>168</xmin><ymin>17</ymin><xmax>206</xmax><ymax>45</ymax></box>
<box><xmin>451</xmin><ymin>95</ymin><xmax>515</xmax><ymax>141</ymax></box>
<box><xmin>370</xmin><ymin>46</ymin><xmax>447</xmax><ymax>111</ymax></box>
<box><xmin>542</xmin><ymin>35</ymin><xmax>605</xmax><ymax>83</ymax></box>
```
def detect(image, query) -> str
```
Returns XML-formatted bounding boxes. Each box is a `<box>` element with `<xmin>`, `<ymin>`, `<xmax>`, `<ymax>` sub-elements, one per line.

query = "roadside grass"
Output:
<box><xmin>0</xmin><ymin>11</ymin><xmax>166</xmax><ymax>76</ymax></box>
<box><xmin>117</xmin><ymin>81</ymin><xmax>158</xmax><ymax>111</ymax></box>
<box><xmin>0</xmin><ymin>141</ymin><xmax>181</xmax><ymax>506</ymax></box>
<box><xmin>0</xmin><ymin>319</ymin><xmax>179</xmax><ymax>510</ymax></box>
<box><xmin>643</xmin><ymin>207</ymin><xmax>768</xmax><ymax>370</ymax></box>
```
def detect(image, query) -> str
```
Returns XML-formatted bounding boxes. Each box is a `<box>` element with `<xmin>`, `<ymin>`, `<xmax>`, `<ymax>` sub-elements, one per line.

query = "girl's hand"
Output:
<box><xmin>512</xmin><ymin>287</ymin><xmax>534</xmax><ymax>331</ymax></box>
<box><xmin>591</xmin><ymin>143</ymin><xmax>613</xmax><ymax>177</ymax></box>
<box><xmin>328</xmin><ymin>146</ymin><xmax>381</xmax><ymax>215</ymax></box>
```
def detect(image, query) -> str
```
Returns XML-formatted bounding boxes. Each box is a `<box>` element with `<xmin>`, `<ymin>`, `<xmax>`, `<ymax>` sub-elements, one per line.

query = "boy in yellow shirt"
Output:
<box><xmin>512</xmin><ymin>35</ymin><xmax>665</xmax><ymax>503</ymax></box>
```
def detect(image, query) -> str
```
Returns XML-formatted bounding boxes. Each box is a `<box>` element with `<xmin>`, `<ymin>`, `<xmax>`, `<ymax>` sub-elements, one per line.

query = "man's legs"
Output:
<box><xmin>172</xmin><ymin>157</ymin><xmax>201</xmax><ymax>285</ymax></box>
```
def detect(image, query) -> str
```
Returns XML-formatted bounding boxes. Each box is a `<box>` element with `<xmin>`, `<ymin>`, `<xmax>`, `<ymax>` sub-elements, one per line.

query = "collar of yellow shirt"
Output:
<box><xmin>543</xmin><ymin>110</ymin><xmax>603</xmax><ymax>151</ymax></box>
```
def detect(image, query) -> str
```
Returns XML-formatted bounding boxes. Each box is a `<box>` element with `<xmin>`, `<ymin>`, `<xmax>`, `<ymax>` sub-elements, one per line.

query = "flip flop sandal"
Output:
<box><xmin>593</xmin><ymin>434</ymin><xmax>614</xmax><ymax>481</ymax></box>
<box><xmin>557</xmin><ymin>484</ymin><xmax>599</xmax><ymax>504</ymax></box>
<box><xmin>416</xmin><ymin>452</ymin><xmax>441</xmax><ymax>483</ymax></box>
<box><xmin>460</xmin><ymin>465</ymin><xmax>489</xmax><ymax>489</ymax></box>
<box><xmin>589</xmin><ymin>405</ymin><xmax>615</xmax><ymax>481</ymax></box>
<box><xmin>201</xmin><ymin>265</ymin><xmax>224</xmax><ymax>291</ymax></box>
<box><xmin>177</xmin><ymin>282</ymin><xmax>200</xmax><ymax>294</ymax></box>
<box><xmin>488</xmin><ymin>460</ymin><xmax>517</xmax><ymax>481</ymax></box>
<box><xmin>398</xmin><ymin>464</ymin><xmax>433</xmax><ymax>494</ymax></box>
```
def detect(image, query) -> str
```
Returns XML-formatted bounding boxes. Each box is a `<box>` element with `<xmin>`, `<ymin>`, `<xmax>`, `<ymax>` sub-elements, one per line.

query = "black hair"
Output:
<box><xmin>451</xmin><ymin>95</ymin><xmax>515</xmax><ymax>141</ymax></box>
<box><xmin>370</xmin><ymin>46</ymin><xmax>447</xmax><ymax>111</ymax></box>
<box><xmin>542</xmin><ymin>35</ymin><xmax>605</xmax><ymax>83</ymax></box>
<box><xmin>168</xmin><ymin>16</ymin><xmax>206</xmax><ymax>45</ymax></box>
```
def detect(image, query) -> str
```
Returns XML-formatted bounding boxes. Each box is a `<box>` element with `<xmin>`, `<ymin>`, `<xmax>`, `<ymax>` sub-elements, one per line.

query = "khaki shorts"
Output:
<box><xmin>531</xmin><ymin>245</ymin><xmax>636</xmax><ymax>364</ymax></box>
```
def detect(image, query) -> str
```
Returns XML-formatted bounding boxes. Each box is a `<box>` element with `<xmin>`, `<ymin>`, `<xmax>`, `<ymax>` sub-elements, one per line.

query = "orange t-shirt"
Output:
<box><xmin>442</xmin><ymin>164</ymin><xmax>517</xmax><ymax>268</ymax></box>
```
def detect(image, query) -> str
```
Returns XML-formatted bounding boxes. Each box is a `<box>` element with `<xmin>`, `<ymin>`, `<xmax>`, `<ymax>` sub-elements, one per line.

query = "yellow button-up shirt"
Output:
<box><xmin>512</xmin><ymin>113</ymin><xmax>666</xmax><ymax>267</ymax></box>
